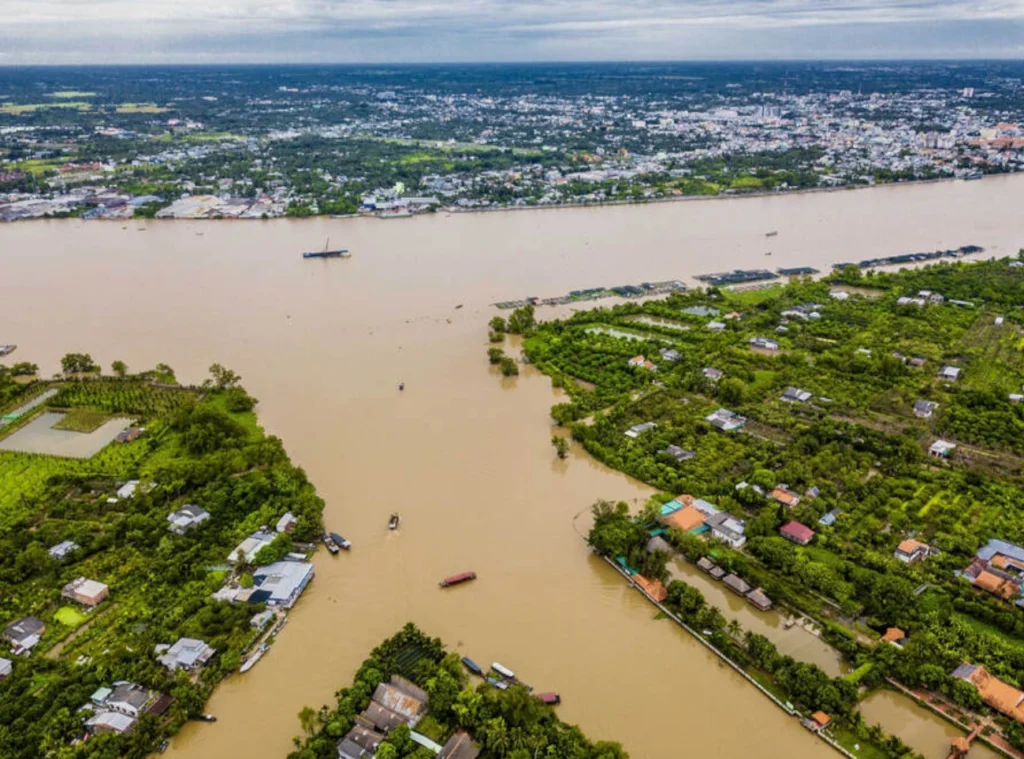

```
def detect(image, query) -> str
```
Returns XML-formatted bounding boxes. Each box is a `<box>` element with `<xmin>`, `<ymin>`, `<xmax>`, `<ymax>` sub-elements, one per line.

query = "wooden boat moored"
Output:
<box><xmin>440</xmin><ymin>572</ymin><xmax>477</xmax><ymax>588</ymax></box>
<box><xmin>536</xmin><ymin>692</ymin><xmax>561</xmax><ymax>705</ymax></box>
<box><xmin>491</xmin><ymin>662</ymin><xmax>515</xmax><ymax>680</ymax></box>
<box><xmin>461</xmin><ymin>657</ymin><xmax>483</xmax><ymax>675</ymax></box>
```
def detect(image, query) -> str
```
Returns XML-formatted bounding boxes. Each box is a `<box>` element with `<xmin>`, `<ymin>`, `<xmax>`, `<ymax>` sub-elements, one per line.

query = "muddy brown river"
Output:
<box><xmin>3</xmin><ymin>176</ymin><xmax>1023</xmax><ymax>759</ymax></box>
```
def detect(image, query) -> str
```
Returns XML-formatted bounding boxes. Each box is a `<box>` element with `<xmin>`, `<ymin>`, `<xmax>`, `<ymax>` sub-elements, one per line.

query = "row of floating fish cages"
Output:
<box><xmin>833</xmin><ymin>244</ymin><xmax>984</xmax><ymax>270</ymax></box>
<box><xmin>494</xmin><ymin>279</ymin><xmax>687</xmax><ymax>310</ymax></box>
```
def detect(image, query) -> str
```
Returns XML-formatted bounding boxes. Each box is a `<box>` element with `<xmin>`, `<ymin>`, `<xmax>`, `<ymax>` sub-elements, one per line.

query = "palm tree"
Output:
<box><xmin>727</xmin><ymin>619</ymin><xmax>742</xmax><ymax>641</ymax></box>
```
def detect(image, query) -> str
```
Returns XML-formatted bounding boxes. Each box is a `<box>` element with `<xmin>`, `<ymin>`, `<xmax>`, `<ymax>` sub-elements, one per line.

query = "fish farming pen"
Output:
<box><xmin>695</xmin><ymin>269</ymin><xmax>779</xmax><ymax>286</ymax></box>
<box><xmin>832</xmin><ymin>244</ymin><xmax>983</xmax><ymax>270</ymax></box>
<box><xmin>494</xmin><ymin>279</ymin><xmax>687</xmax><ymax>310</ymax></box>
<box><xmin>777</xmin><ymin>266</ymin><xmax>820</xmax><ymax>277</ymax></box>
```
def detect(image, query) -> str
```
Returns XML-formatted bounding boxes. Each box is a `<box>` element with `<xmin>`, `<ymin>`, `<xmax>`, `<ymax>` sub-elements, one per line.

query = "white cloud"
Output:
<box><xmin>1</xmin><ymin>0</ymin><xmax>1023</xmax><ymax>61</ymax></box>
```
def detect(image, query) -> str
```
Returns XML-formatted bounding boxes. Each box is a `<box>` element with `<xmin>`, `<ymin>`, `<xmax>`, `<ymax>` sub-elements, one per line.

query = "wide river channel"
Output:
<box><xmin>3</xmin><ymin>176</ymin><xmax>1024</xmax><ymax>759</ymax></box>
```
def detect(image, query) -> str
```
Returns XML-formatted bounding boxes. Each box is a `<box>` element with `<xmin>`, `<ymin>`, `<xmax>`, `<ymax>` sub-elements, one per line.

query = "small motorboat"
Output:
<box><xmin>329</xmin><ymin>532</ymin><xmax>351</xmax><ymax>550</ymax></box>
<box><xmin>536</xmin><ymin>692</ymin><xmax>561</xmax><ymax>705</ymax></box>
<box><xmin>398</xmin><ymin>382</ymin><xmax>405</xmax><ymax>391</ymax></box>
<box><xmin>486</xmin><ymin>676</ymin><xmax>509</xmax><ymax>690</ymax></box>
<box><xmin>461</xmin><ymin>657</ymin><xmax>483</xmax><ymax>675</ymax></box>
<box><xmin>765</xmin><ymin>231</ymin><xmax>778</xmax><ymax>237</ymax></box>
<box><xmin>455</xmin><ymin>304</ymin><xmax>464</xmax><ymax>309</ymax></box>
<box><xmin>388</xmin><ymin>513</ymin><xmax>400</xmax><ymax>530</ymax></box>
<box><xmin>492</xmin><ymin>662</ymin><xmax>515</xmax><ymax>680</ymax></box>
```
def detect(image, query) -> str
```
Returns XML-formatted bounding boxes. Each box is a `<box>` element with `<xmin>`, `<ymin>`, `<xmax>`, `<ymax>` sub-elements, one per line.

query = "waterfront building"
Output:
<box><xmin>250</xmin><ymin>561</ymin><xmax>314</xmax><ymax>608</ymax></box>
<box><xmin>780</xmin><ymin>521</ymin><xmax>815</xmax><ymax>546</ymax></box>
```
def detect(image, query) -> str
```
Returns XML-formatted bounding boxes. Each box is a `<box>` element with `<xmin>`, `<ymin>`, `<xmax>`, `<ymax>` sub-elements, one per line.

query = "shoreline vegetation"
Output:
<box><xmin>504</xmin><ymin>254</ymin><xmax>1024</xmax><ymax>759</ymax></box>
<box><xmin>0</xmin><ymin>358</ymin><xmax>325</xmax><ymax>759</ymax></box>
<box><xmin>286</xmin><ymin>623</ymin><xmax>629</xmax><ymax>759</ymax></box>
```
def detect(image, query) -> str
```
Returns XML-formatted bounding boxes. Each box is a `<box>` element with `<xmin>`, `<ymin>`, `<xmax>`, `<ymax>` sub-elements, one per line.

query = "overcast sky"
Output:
<box><xmin>1</xmin><ymin>0</ymin><xmax>1023</xmax><ymax>64</ymax></box>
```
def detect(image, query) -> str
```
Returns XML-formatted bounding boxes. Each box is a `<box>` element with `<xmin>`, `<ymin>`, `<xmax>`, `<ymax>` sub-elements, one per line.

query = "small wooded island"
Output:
<box><xmin>287</xmin><ymin>623</ymin><xmax>627</xmax><ymax>759</ymax></box>
<box><xmin>0</xmin><ymin>360</ymin><xmax>325</xmax><ymax>759</ymax></box>
<box><xmin>506</xmin><ymin>254</ymin><xmax>1024</xmax><ymax>759</ymax></box>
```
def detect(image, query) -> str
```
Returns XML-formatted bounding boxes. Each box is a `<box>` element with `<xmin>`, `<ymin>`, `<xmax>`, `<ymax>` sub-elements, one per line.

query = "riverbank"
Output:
<box><xmin>0</xmin><ymin>173</ymin><xmax>977</xmax><ymax>225</ymax></box>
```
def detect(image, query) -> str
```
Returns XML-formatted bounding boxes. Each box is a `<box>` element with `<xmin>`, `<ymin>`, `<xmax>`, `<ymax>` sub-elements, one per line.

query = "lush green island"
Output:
<box><xmin>509</xmin><ymin>255</ymin><xmax>1024</xmax><ymax>759</ymax></box>
<box><xmin>288</xmin><ymin>623</ymin><xmax>627</xmax><ymax>759</ymax></box>
<box><xmin>0</xmin><ymin>358</ymin><xmax>324</xmax><ymax>759</ymax></box>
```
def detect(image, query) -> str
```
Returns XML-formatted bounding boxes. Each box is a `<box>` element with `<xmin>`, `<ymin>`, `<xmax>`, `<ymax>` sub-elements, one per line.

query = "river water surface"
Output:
<box><xmin>3</xmin><ymin>177</ymin><xmax>1024</xmax><ymax>759</ymax></box>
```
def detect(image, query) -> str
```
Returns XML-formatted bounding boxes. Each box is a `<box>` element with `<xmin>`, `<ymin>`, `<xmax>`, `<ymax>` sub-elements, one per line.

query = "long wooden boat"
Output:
<box><xmin>461</xmin><ymin>657</ymin><xmax>482</xmax><ymax>675</ymax></box>
<box><xmin>535</xmin><ymin>692</ymin><xmax>561</xmax><ymax>705</ymax></box>
<box><xmin>491</xmin><ymin>662</ymin><xmax>515</xmax><ymax>680</ymax></box>
<box><xmin>440</xmin><ymin>571</ymin><xmax>477</xmax><ymax>588</ymax></box>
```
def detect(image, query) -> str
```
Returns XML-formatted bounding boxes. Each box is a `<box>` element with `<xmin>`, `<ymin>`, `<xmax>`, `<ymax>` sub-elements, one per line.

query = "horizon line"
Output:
<box><xmin>2</xmin><ymin>56</ymin><xmax>1023</xmax><ymax>69</ymax></box>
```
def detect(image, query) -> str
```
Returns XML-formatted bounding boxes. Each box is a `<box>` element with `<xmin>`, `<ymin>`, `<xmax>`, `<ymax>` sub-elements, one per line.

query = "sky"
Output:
<box><xmin>1</xmin><ymin>0</ymin><xmax>1023</xmax><ymax>64</ymax></box>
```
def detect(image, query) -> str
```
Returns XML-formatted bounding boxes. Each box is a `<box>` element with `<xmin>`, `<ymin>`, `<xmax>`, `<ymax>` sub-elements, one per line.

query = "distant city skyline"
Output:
<box><xmin>1</xmin><ymin>0</ymin><xmax>1023</xmax><ymax>64</ymax></box>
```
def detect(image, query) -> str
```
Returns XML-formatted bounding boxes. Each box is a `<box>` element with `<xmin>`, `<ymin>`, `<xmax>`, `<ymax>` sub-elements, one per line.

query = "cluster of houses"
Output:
<box><xmin>962</xmin><ymin>539</ymin><xmax>1024</xmax><ymax>608</ymax></box>
<box><xmin>896</xmin><ymin>290</ymin><xmax>974</xmax><ymax>309</ymax></box>
<box><xmin>81</xmin><ymin>681</ymin><xmax>173</xmax><ymax>736</ymax></box>
<box><xmin>658</xmin><ymin>494</ymin><xmax>748</xmax><ymax>549</ymax></box>
<box><xmin>336</xmin><ymin>674</ymin><xmax>481</xmax><ymax>759</ymax></box>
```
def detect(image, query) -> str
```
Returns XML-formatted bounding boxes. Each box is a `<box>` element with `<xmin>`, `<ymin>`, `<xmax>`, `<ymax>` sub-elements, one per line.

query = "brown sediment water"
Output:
<box><xmin>2</xmin><ymin>175</ymin><xmax>1023</xmax><ymax>759</ymax></box>
<box><xmin>860</xmin><ymin>690</ymin><xmax>1001</xmax><ymax>759</ymax></box>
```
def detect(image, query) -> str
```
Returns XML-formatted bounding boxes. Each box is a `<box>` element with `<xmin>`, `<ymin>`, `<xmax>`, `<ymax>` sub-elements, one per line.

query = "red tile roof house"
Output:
<box><xmin>780</xmin><ymin>521</ymin><xmax>815</xmax><ymax>546</ymax></box>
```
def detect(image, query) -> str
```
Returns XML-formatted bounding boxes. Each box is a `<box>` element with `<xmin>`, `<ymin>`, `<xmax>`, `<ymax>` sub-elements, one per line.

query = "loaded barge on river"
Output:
<box><xmin>302</xmin><ymin>238</ymin><xmax>350</xmax><ymax>259</ymax></box>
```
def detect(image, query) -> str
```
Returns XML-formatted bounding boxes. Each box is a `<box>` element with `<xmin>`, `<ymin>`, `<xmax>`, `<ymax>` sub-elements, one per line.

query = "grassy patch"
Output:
<box><xmin>115</xmin><ymin>103</ymin><xmax>169</xmax><ymax>114</ymax></box>
<box><xmin>722</xmin><ymin>285</ymin><xmax>786</xmax><ymax>307</ymax></box>
<box><xmin>13</xmin><ymin>159</ymin><xmax>64</xmax><ymax>176</ymax></box>
<box><xmin>413</xmin><ymin>714</ymin><xmax>447</xmax><ymax>742</ymax></box>
<box><xmin>0</xmin><ymin>102</ymin><xmax>92</xmax><ymax>115</ymax></box>
<box><xmin>47</xmin><ymin>91</ymin><xmax>96</xmax><ymax>99</ymax></box>
<box><xmin>52</xmin><ymin>408</ymin><xmax>112</xmax><ymax>433</ymax></box>
<box><xmin>54</xmin><ymin>606</ymin><xmax>88</xmax><ymax>628</ymax></box>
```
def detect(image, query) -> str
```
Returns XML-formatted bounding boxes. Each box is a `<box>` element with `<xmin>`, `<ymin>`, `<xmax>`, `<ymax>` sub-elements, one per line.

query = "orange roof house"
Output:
<box><xmin>665</xmin><ymin>505</ymin><xmax>707</xmax><ymax>533</ymax></box>
<box><xmin>881</xmin><ymin>627</ymin><xmax>906</xmax><ymax>645</ymax></box>
<box><xmin>974</xmin><ymin>571</ymin><xmax>1021</xmax><ymax>600</ymax></box>
<box><xmin>954</xmin><ymin>664</ymin><xmax>1024</xmax><ymax>723</ymax></box>
<box><xmin>770</xmin><ymin>487</ymin><xmax>801</xmax><ymax>508</ymax></box>
<box><xmin>895</xmin><ymin>538</ymin><xmax>931</xmax><ymax>563</ymax></box>
<box><xmin>811</xmin><ymin>712</ymin><xmax>831</xmax><ymax>730</ymax></box>
<box><xmin>633</xmin><ymin>575</ymin><xmax>668</xmax><ymax>603</ymax></box>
